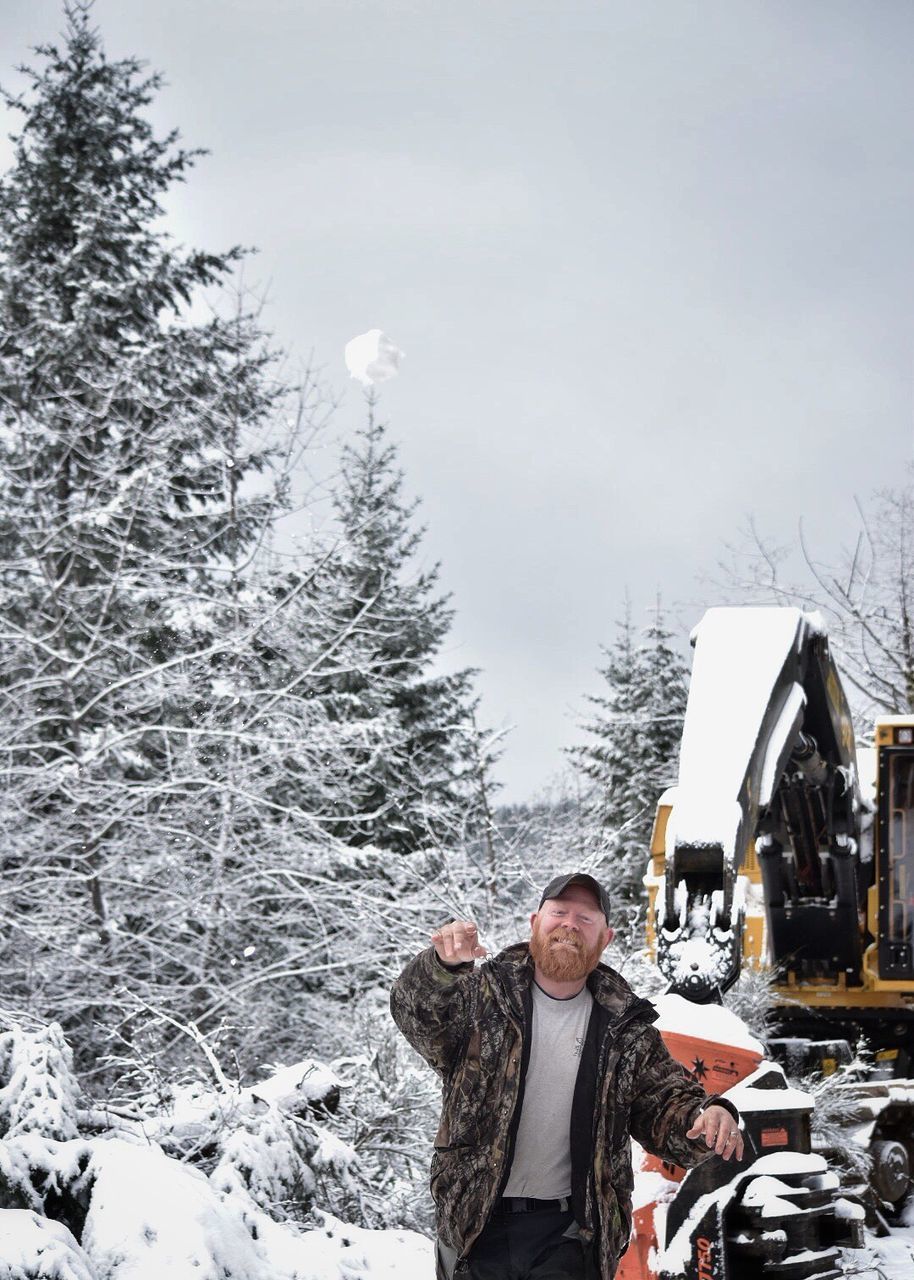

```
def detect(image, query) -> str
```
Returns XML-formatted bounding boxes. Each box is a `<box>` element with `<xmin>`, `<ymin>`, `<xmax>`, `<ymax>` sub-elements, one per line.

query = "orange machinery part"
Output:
<box><xmin>616</xmin><ymin>1027</ymin><xmax>763</xmax><ymax>1280</ymax></box>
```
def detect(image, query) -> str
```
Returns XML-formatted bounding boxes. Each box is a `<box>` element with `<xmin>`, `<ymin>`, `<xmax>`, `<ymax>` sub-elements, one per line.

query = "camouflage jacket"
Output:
<box><xmin>390</xmin><ymin>942</ymin><xmax>736</xmax><ymax>1280</ymax></box>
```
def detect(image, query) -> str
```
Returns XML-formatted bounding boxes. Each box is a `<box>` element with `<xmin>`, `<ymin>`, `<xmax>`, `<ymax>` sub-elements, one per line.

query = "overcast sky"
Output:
<box><xmin>3</xmin><ymin>0</ymin><xmax>913</xmax><ymax>799</ymax></box>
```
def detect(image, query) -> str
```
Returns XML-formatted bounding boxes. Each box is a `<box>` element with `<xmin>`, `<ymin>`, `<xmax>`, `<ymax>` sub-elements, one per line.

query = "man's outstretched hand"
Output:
<box><xmin>431</xmin><ymin>921</ymin><xmax>488</xmax><ymax>967</ymax></box>
<box><xmin>686</xmin><ymin>1104</ymin><xmax>745</xmax><ymax>1161</ymax></box>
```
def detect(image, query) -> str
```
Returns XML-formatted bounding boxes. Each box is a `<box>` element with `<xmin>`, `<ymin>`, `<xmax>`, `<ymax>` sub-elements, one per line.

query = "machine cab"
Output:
<box><xmin>876</xmin><ymin>717</ymin><xmax>914</xmax><ymax>981</ymax></box>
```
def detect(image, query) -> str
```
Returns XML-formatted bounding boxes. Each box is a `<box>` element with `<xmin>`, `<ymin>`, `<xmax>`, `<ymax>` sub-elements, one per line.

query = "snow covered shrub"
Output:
<box><xmin>0</xmin><ymin>1023</ymin><xmax>426</xmax><ymax>1280</ymax></box>
<box><xmin>0</xmin><ymin>1208</ymin><xmax>96</xmax><ymax>1280</ymax></box>
<box><xmin>0</xmin><ymin>1022</ymin><xmax>92</xmax><ymax>1228</ymax></box>
<box><xmin>0</xmin><ymin>1136</ymin><xmax>94</xmax><ymax>1246</ymax></box>
<box><xmin>801</xmin><ymin>1052</ymin><xmax>873</xmax><ymax>1182</ymax></box>
<box><xmin>721</xmin><ymin>962</ymin><xmax>783</xmax><ymax>1043</ymax></box>
<box><xmin>0</xmin><ymin>1024</ymin><xmax>79</xmax><ymax>1142</ymax></box>
<box><xmin>79</xmin><ymin>1138</ymin><xmax>267</xmax><ymax>1280</ymax></box>
<box><xmin>321</xmin><ymin>989</ymin><xmax>439</xmax><ymax>1235</ymax></box>
<box><xmin>603</xmin><ymin>938</ymin><xmax>666</xmax><ymax>1000</ymax></box>
<box><xmin>213</xmin><ymin>1106</ymin><xmax>321</xmax><ymax>1216</ymax></box>
<box><xmin>108</xmin><ymin>1054</ymin><xmax>361</xmax><ymax>1228</ymax></box>
<box><xmin>211</xmin><ymin>1045</ymin><xmax>414</xmax><ymax>1232</ymax></box>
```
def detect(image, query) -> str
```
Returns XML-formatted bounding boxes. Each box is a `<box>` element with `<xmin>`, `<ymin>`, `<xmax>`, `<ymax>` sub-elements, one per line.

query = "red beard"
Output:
<box><xmin>529</xmin><ymin>923</ymin><xmax>604</xmax><ymax>982</ymax></box>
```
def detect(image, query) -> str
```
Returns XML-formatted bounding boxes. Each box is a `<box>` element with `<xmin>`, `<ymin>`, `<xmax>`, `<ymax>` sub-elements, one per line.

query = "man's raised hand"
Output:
<box><xmin>431</xmin><ymin>921</ymin><xmax>488</xmax><ymax>967</ymax></box>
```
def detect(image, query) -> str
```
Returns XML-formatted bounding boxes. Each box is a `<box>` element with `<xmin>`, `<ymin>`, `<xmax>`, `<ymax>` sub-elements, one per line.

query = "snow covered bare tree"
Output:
<box><xmin>720</xmin><ymin>469</ymin><xmax>914</xmax><ymax>718</ymax></box>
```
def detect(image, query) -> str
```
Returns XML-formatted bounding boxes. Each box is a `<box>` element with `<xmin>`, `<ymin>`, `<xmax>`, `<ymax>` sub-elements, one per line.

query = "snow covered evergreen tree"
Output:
<box><xmin>0</xmin><ymin>3</ymin><xmax>300</xmax><ymax>1062</ymax></box>
<box><xmin>304</xmin><ymin>400</ymin><xmax>489</xmax><ymax>854</ymax></box>
<box><xmin>569</xmin><ymin>601</ymin><xmax>688</xmax><ymax>912</ymax></box>
<box><xmin>0</xmin><ymin>3</ymin><xmax>493</xmax><ymax>1088</ymax></box>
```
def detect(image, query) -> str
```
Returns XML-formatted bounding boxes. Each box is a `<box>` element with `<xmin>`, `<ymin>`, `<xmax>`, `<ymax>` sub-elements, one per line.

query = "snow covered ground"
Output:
<box><xmin>2</xmin><ymin>1019</ymin><xmax>912</xmax><ymax>1278</ymax></box>
<box><xmin>0</xmin><ymin>1197</ymin><xmax>432</xmax><ymax>1280</ymax></box>
<box><xmin>846</xmin><ymin>1229</ymin><xmax>914</xmax><ymax>1280</ymax></box>
<box><xmin>0</xmin><ymin>1120</ymin><xmax>434</xmax><ymax>1280</ymax></box>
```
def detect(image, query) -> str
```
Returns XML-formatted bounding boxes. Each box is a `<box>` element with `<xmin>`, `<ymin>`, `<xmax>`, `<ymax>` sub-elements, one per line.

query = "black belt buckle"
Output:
<box><xmin>501</xmin><ymin>1196</ymin><xmax>570</xmax><ymax>1213</ymax></box>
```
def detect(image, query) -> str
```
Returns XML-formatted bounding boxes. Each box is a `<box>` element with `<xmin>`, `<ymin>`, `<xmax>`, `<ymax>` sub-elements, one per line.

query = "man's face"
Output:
<box><xmin>528</xmin><ymin>884</ymin><xmax>613</xmax><ymax>982</ymax></box>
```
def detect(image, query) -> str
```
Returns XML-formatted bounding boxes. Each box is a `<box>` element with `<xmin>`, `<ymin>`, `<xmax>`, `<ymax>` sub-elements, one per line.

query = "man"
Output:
<box><xmin>390</xmin><ymin>872</ymin><xmax>743</xmax><ymax>1280</ymax></box>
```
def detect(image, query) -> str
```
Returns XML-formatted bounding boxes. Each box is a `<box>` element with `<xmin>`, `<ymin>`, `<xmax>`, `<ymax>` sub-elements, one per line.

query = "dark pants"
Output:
<box><xmin>464</xmin><ymin>1204</ymin><xmax>586</xmax><ymax>1279</ymax></box>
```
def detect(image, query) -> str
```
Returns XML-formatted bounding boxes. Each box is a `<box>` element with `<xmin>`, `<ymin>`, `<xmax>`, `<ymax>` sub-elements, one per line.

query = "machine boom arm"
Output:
<box><xmin>655</xmin><ymin>607</ymin><xmax>862</xmax><ymax>1001</ymax></box>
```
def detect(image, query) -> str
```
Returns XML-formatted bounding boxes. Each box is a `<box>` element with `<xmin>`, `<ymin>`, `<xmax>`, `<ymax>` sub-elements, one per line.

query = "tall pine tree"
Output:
<box><xmin>0</xmin><ymin>4</ymin><xmax>496</xmax><ymax>1075</ymax></box>
<box><xmin>570</xmin><ymin>600</ymin><xmax>689</xmax><ymax>912</ymax></box>
<box><xmin>0</xmin><ymin>4</ymin><xmax>294</xmax><ymax>1057</ymax></box>
<box><xmin>306</xmin><ymin>399</ymin><xmax>489</xmax><ymax>854</ymax></box>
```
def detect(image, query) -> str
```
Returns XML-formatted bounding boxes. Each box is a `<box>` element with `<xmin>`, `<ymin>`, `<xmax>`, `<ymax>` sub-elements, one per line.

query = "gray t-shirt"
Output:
<box><xmin>503</xmin><ymin>982</ymin><xmax>594</xmax><ymax>1199</ymax></box>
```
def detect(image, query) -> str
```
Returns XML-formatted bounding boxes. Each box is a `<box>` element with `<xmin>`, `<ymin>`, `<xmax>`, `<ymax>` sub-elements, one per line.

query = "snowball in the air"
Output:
<box><xmin>344</xmin><ymin>329</ymin><xmax>404</xmax><ymax>386</ymax></box>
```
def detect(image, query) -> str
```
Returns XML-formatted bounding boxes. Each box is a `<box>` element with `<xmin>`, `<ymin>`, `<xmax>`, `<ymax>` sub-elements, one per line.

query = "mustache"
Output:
<box><xmin>548</xmin><ymin>928</ymin><xmax>584</xmax><ymax>951</ymax></box>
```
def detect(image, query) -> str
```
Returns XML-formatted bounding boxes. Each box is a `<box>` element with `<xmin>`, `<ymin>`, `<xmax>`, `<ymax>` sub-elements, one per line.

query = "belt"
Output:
<box><xmin>500</xmin><ymin>1196</ymin><xmax>571</xmax><ymax>1214</ymax></box>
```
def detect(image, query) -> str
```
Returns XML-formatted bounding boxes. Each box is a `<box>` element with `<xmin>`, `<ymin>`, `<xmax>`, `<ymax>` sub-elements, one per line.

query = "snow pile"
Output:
<box><xmin>630</xmin><ymin>1168</ymin><xmax>681</xmax><ymax>1213</ymax></box>
<box><xmin>344</xmin><ymin>330</ymin><xmax>404</xmax><ymax>386</ymax></box>
<box><xmin>630</xmin><ymin>1140</ymin><xmax>681</xmax><ymax>1213</ymax></box>
<box><xmin>0</xmin><ymin>1136</ymin><xmax>430</xmax><ymax>1280</ymax></box>
<box><xmin>0</xmin><ymin>1209</ymin><xmax>95</xmax><ymax>1280</ymax></box>
<box><xmin>725</xmin><ymin>1064</ymin><xmax>813</xmax><ymax>1114</ymax></box>
<box><xmin>742</xmin><ymin>1151</ymin><xmax>832</xmax><ymax>1177</ymax></box>
<box><xmin>651</xmin><ymin>993</ymin><xmax>765</xmax><ymax>1055</ymax></box>
<box><xmin>845</xmin><ymin>1230</ymin><xmax>914</xmax><ymax>1279</ymax></box>
<box><xmin>740</xmin><ymin>1174</ymin><xmax>803</xmax><ymax>1217</ymax></box>
<box><xmin>243</xmin><ymin>1060</ymin><xmax>341</xmax><ymax>1112</ymax></box>
<box><xmin>287</xmin><ymin>1212</ymin><xmax>432</xmax><ymax>1279</ymax></box>
<box><xmin>80</xmin><ymin>1139</ymin><xmax>265</xmax><ymax>1280</ymax></box>
<box><xmin>833</xmin><ymin>1196</ymin><xmax>865</xmax><ymax>1222</ymax></box>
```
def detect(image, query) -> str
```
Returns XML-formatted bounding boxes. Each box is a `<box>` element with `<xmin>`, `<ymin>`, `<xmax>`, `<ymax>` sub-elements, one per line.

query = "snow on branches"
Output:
<box><xmin>0</xmin><ymin>1018</ymin><xmax>430</xmax><ymax>1280</ymax></box>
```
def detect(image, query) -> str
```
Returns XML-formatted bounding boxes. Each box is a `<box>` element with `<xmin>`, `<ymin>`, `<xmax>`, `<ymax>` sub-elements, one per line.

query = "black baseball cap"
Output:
<box><xmin>538</xmin><ymin>873</ymin><xmax>611</xmax><ymax>922</ymax></box>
